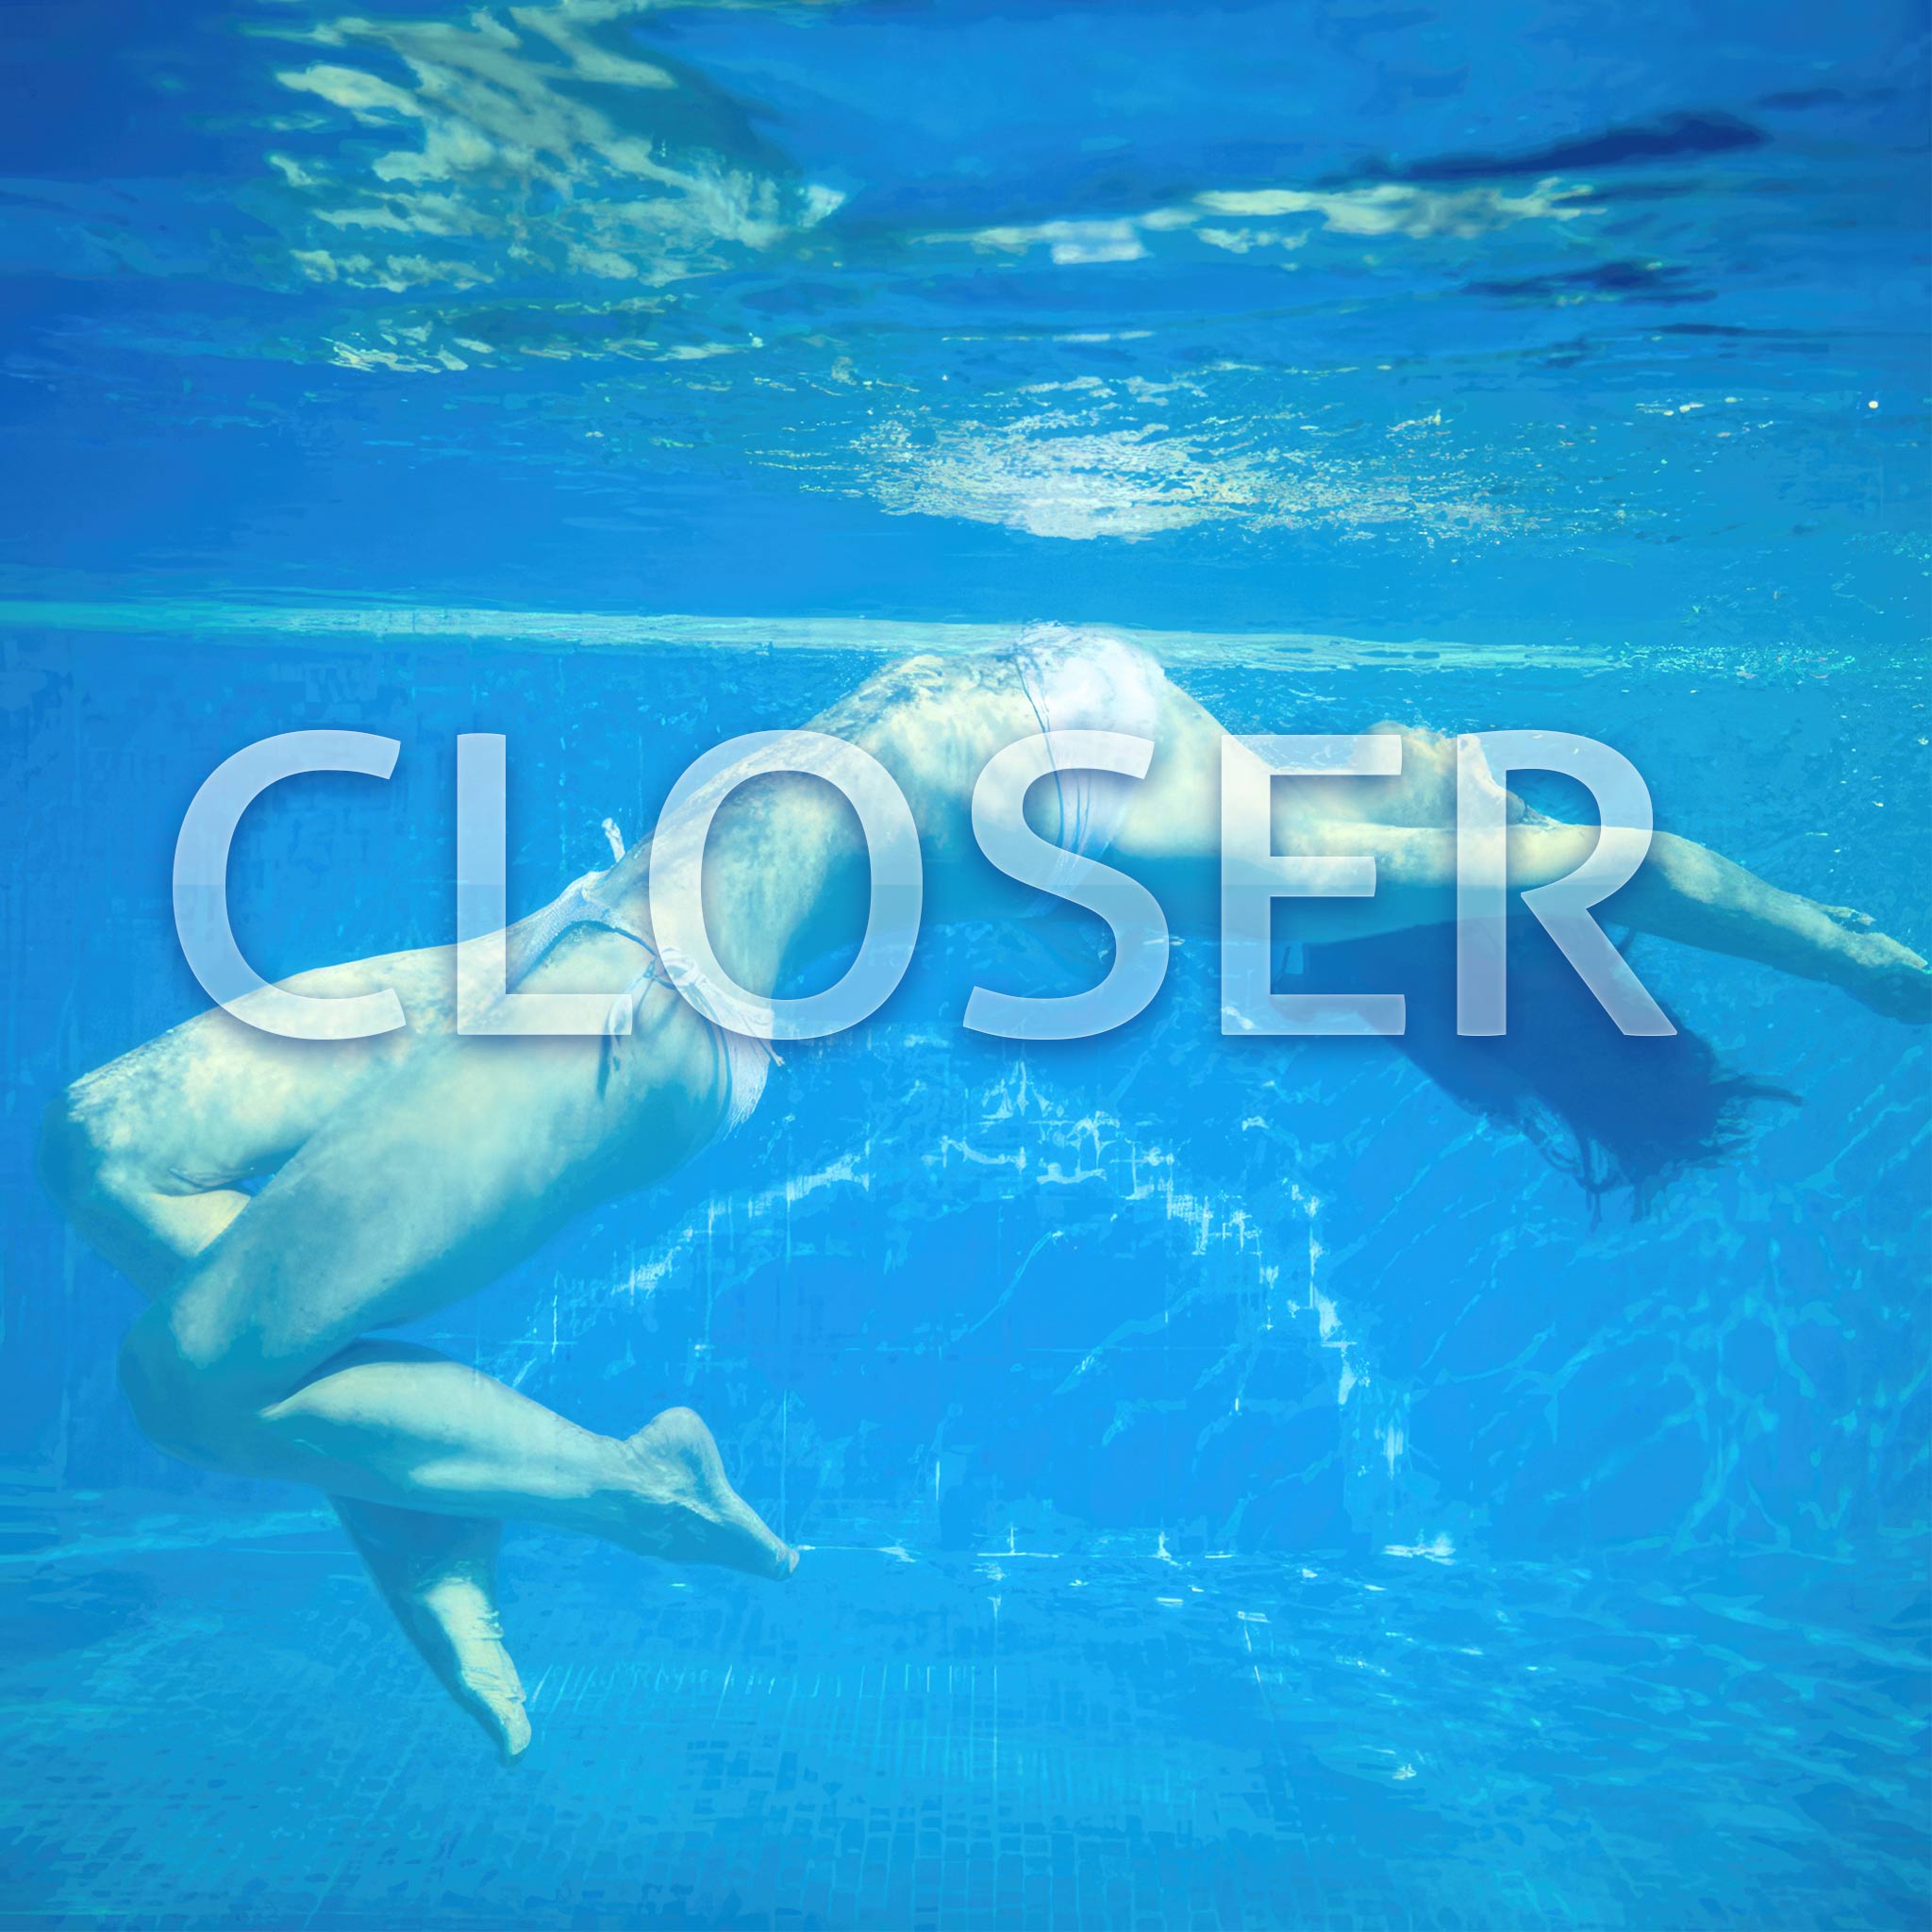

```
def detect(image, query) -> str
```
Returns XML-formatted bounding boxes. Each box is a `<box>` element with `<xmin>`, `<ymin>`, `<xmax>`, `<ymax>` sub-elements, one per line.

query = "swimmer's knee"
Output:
<box><xmin>117</xmin><ymin>1315</ymin><xmax>254</xmax><ymax>1468</ymax></box>
<box><xmin>37</xmin><ymin>1081</ymin><xmax>169</xmax><ymax>1233</ymax></box>
<box><xmin>38</xmin><ymin>1085</ymin><xmax>192</xmax><ymax>1275</ymax></box>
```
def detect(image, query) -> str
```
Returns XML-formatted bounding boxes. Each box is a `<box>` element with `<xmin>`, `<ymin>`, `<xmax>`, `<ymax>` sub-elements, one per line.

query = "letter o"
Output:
<box><xmin>648</xmin><ymin>731</ymin><xmax>923</xmax><ymax>1042</ymax></box>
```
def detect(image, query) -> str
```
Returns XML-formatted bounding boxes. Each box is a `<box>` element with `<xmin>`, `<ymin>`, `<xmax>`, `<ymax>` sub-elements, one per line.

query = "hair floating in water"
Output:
<box><xmin>1306</xmin><ymin>923</ymin><xmax>1798</xmax><ymax>1216</ymax></box>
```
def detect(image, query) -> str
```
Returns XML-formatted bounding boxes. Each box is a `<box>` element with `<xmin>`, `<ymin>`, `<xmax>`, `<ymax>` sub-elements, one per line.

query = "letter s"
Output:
<box><xmin>965</xmin><ymin>730</ymin><xmax>1169</xmax><ymax>1041</ymax></box>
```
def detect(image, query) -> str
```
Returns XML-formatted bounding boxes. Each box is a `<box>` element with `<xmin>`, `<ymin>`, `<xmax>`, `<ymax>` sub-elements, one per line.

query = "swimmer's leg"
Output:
<box><xmin>38</xmin><ymin>937</ymin><xmax>534</xmax><ymax>1758</ymax></box>
<box><xmin>113</xmin><ymin>924</ymin><xmax>796</xmax><ymax>1580</ymax></box>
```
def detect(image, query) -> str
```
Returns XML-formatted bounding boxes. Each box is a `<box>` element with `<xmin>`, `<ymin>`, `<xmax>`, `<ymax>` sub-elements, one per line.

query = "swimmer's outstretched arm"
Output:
<box><xmin>1226</xmin><ymin>816</ymin><xmax>1930</xmax><ymax>1020</ymax></box>
<box><xmin>1102</xmin><ymin>681</ymin><xmax>1930</xmax><ymax>1023</ymax></box>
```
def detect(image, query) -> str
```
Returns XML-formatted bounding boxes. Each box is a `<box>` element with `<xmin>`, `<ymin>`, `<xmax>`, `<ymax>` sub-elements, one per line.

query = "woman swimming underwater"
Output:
<box><xmin>37</xmin><ymin>628</ymin><xmax>1931</xmax><ymax>1760</ymax></box>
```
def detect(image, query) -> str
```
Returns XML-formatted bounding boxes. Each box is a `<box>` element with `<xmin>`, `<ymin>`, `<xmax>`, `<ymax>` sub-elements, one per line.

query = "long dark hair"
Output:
<box><xmin>1307</xmin><ymin>921</ymin><xmax>1797</xmax><ymax>1213</ymax></box>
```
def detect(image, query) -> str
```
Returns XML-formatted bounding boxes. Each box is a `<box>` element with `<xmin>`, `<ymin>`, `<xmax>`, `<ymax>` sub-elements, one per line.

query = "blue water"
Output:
<box><xmin>2</xmin><ymin>3</ymin><xmax>1928</xmax><ymax>1927</ymax></box>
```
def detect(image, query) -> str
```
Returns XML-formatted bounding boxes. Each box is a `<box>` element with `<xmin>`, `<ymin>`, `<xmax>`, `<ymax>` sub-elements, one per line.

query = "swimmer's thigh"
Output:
<box><xmin>148</xmin><ymin>929</ymin><xmax>732</xmax><ymax>1400</ymax></box>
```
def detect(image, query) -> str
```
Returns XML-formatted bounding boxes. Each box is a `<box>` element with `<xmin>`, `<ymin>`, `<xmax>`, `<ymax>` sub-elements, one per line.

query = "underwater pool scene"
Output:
<box><xmin>2</xmin><ymin>3</ymin><xmax>1929</xmax><ymax>1929</ymax></box>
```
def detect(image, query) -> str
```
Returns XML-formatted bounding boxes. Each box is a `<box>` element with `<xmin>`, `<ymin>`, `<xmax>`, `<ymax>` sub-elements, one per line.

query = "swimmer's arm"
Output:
<box><xmin>1291</xmin><ymin>820</ymin><xmax>1929</xmax><ymax>1021</ymax></box>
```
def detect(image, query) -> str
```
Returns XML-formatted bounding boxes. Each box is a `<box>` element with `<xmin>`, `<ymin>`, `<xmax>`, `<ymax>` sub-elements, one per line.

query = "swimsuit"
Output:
<box><xmin>502</xmin><ymin>627</ymin><xmax>1168</xmax><ymax>1135</ymax></box>
<box><xmin>501</xmin><ymin>871</ymin><xmax>777</xmax><ymax>1132</ymax></box>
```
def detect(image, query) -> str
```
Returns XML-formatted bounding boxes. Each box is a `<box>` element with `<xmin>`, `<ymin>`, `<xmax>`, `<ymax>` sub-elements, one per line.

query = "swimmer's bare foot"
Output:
<box><xmin>618</xmin><ymin>1406</ymin><xmax>799</xmax><ymax>1581</ymax></box>
<box><xmin>341</xmin><ymin>1503</ymin><xmax>530</xmax><ymax>1763</ymax></box>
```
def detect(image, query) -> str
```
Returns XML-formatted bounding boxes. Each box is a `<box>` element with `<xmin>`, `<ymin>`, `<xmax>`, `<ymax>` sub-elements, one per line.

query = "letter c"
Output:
<box><xmin>173</xmin><ymin>731</ymin><xmax>406</xmax><ymax>1041</ymax></box>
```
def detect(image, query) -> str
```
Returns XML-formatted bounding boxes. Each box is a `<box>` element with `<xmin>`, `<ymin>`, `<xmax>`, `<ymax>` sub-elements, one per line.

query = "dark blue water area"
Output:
<box><xmin>2</xmin><ymin>622</ymin><xmax>1926</xmax><ymax>1925</ymax></box>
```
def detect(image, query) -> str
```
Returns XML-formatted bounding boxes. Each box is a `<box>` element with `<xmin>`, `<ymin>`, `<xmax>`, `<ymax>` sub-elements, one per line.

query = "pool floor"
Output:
<box><xmin>1</xmin><ymin>1484</ymin><xmax>1923</xmax><ymax>1929</ymax></box>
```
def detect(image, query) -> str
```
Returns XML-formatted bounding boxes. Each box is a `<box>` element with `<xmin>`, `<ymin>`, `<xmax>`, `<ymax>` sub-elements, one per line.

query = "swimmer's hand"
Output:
<box><xmin>1844</xmin><ymin>927</ymin><xmax>1932</xmax><ymax>1024</ymax></box>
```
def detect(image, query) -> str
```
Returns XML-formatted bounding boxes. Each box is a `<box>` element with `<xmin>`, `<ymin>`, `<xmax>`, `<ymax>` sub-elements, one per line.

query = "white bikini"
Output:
<box><xmin>502</xmin><ymin>870</ymin><xmax>778</xmax><ymax>1132</ymax></box>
